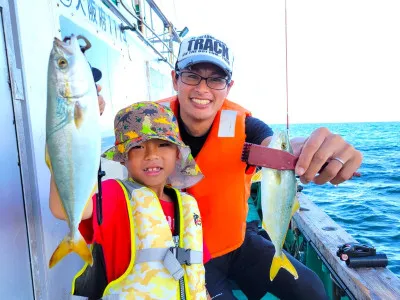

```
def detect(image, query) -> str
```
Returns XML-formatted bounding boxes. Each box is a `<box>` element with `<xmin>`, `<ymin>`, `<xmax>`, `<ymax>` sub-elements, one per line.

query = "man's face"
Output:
<box><xmin>172</xmin><ymin>63</ymin><xmax>234</xmax><ymax>125</ymax></box>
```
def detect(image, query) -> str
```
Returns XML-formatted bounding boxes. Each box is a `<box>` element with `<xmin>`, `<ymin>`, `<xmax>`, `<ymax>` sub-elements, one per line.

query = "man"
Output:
<box><xmin>155</xmin><ymin>34</ymin><xmax>362</xmax><ymax>299</ymax></box>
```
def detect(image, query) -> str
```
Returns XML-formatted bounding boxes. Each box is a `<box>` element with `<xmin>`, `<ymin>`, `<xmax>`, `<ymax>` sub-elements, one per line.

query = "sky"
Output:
<box><xmin>160</xmin><ymin>0</ymin><xmax>400</xmax><ymax>124</ymax></box>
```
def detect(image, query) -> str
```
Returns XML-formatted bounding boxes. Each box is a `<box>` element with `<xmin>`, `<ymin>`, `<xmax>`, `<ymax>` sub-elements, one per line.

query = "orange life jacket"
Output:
<box><xmin>158</xmin><ymin>96</ymin><xmax>254</xmax><ymax>258</ymax></box>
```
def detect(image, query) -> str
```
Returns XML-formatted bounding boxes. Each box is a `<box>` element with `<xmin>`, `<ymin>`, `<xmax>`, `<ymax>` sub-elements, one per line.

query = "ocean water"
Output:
<box><xmin>272</xmin><ymin>121</ymin><xmax>400</xmax><ymax>276</ymax></box>
<box><xmin>101</xmin><ymin>122</ymin><xmax>400</xmax><ymax>276</ymax></box>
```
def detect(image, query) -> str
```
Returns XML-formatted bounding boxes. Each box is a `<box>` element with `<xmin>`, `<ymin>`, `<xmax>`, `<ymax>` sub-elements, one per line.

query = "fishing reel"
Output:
<box><xmin>337</xmin><ymin>243</ymin><xmax>375</xmax><ymax>260</ymax></box>
<box><xmin>336</xmin><ymin>243</ymin><xmax>387</xmax><ymax>268</ymax></box>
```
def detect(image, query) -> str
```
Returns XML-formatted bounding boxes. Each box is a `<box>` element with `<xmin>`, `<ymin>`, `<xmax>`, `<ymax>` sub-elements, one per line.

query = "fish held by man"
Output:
<box><xmin>251</xmin><ymin>130</ymin><xmax>300</xmax><ymax>281</ymax></box>
<box><xmin>45</xmin><ymin>35</ymin><xmax>101</xmax><ymax>268</ymax></box>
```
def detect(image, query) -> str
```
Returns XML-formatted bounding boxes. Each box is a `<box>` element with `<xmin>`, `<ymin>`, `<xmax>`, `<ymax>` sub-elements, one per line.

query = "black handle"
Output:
<box><xmin>346</xmin><ymin>253</ymin><xmax>388</xmax><ymax>268</ymax></box>
<box><xmin>96</xmin><ymin>163</ymin><xmax>106</xmax><ymax>225</ymax></box>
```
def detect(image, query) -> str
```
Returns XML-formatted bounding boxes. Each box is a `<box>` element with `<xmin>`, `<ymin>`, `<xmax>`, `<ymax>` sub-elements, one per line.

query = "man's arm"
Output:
<box><xmin>261</xmin><ymin>136</ymin><xmax>272</xmax><ymax>147</ymax></box>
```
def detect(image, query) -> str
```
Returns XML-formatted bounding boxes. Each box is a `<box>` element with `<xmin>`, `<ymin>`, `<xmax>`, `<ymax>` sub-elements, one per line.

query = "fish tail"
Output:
<box><xmin>270</xmin><ymin>252</ymin><xmax>299</xmax><ymax>281</ymax></box>
<box><xmin>49</xmin><ymin>233</ymin><xmax>93</xmax><ymax>268</ymax></box>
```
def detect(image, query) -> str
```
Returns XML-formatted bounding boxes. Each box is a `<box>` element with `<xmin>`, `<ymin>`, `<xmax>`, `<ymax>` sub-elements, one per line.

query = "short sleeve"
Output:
<box><xmin>245</xmin><ymin>116</ymin><xmax>273</xmax><ymax>145</ymax></box>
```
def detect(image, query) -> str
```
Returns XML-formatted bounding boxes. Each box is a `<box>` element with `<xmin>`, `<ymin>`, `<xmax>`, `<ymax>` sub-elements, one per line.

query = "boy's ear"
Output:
<box><xmin>176</xmin><ymin>148</ymin><xmax>181</xmax><ymax>159</ymax></box>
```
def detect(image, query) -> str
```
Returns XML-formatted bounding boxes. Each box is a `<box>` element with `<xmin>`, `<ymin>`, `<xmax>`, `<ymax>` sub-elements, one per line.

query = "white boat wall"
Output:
<box><xmin>0</xmin><ymin>0</ymin><xmax>183</xmax><ymax>299</ymax></box>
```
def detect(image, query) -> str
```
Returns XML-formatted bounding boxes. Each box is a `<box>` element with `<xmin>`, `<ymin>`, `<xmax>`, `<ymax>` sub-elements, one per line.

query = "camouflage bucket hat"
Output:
<box><xmin>102</xmin><ymin>101</ymin><xmax>203</xmax><ymax>189</ymax></box>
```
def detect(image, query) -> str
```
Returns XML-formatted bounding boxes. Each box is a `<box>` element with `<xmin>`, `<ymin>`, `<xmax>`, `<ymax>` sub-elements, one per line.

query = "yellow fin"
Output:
<box><xmin>270</xmin><ymin>252</ymin><xmax>298</xmax><ymax>281</ymax></box>
<box><xmin>45</xmin><ymin>145</ymin><xmax>53</xmax><ymax>172</ymax></box>
<box><xmin>251</xmin><ymin>170</ymin><xmax>263</xmax><ymax>182</ymax></box>
<box><xmin>74</xmin><ymin>102</ymin><xmax>84</xmax><ymax>128</ymax></box>
<box><xmin>291</xmin><ymin>196</ymin><xmax>300</xmax><ymax>217</ymax></box>
<box><xmin>49</xmin><ymin>234</ymin><xmax>93</xmax><ymax>268</ymax></box>
<box><xmin>274</xmin><ymin>171</ymin><xmax>281</xmax><ymax>184</ymax></box>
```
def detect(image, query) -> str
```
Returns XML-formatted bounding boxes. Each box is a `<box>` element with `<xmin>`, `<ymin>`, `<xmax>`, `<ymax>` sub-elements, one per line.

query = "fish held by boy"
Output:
<box><xmin>45</xmin><ymin>35</ymin><xmax>101</xmax><ymax>268</ymax></box>
<box><xmin>251</xmin><ymin>130</ymin><xmax>300</xmax><ymax>281</ymax></box>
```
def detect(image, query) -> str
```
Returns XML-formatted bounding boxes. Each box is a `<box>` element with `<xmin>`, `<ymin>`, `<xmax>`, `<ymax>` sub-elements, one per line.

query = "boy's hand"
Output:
<box><xmin>96</xmin><ymin>84</ymin><xmax>105</xmax><ymax>115</ymax></box>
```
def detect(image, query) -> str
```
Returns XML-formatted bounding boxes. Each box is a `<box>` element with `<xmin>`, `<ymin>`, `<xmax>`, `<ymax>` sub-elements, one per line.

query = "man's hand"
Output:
<box><xmin>96</xmin><ymin>84</ymin><xmax>105</xmax><ymax>115</ymax></box>
<box><xmin>292</xmin><ymin>127</ymin><xmax>362</xmax><ymax>185</ymax></box>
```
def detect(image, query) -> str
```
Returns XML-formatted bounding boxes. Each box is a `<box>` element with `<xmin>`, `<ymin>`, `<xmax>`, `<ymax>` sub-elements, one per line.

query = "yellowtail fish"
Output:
<box><xmin>252</xmin><ymin>130</ymin><xmax>300</xmax><ymax>281</ymax></box>
<box><xmin>46</xmin><ymin>35</ymin><xmax>101</xmax><ymax>268</ymax></box>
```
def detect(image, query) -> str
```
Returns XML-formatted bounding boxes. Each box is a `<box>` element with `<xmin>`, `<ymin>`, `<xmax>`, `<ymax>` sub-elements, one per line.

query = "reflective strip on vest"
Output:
<box><xmin>218</xmin><ymin>110</ymin><xmax>237</xmax><ymax>137</ymax></box>
<box><xmin>135</xmin><ymin>248</ymin><xmax>203</xmax><ymax>265</ymax></box>
<box><xmin>135</xmin><ymin>247</ymin><xmax>203</xmax><ymax>281</ymax></box>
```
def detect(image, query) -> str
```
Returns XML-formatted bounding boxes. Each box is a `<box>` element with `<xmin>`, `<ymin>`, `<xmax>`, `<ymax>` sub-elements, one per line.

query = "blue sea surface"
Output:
<box><xmin>272</xmin><ymin>122</ymin><xmax>400</xmax><ymax>276</ymax></box>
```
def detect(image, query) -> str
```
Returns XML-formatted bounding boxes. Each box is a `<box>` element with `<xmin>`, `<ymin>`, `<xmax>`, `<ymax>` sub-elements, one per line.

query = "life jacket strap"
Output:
<box><xmin>135</xmin><ymin>247</ymin><xmax>203</xmax><ymax>280</ymax></box>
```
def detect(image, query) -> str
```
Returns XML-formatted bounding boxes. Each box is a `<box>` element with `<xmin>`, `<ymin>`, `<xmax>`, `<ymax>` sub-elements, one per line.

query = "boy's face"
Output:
<box><xmin>172</xmin><ymin>63</ymin><xmax>234</xmax><ymax>125</ymax></box>
<box><xmin>124</xmin><ymin>139</ymin><xmax>179</xmax><ymax>190</ymax></box>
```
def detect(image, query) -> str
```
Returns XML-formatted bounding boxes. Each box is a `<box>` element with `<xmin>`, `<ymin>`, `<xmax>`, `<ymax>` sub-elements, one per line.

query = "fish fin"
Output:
<box><xmin>49</xmin><ymin>233</ymin><xmax>93</xmax><ymax>268</ymax></box>
<box><xmin>274</xmin><ymin>171</ymin><xmax>281</xmax><ymax>184</ymax></box>
<box><xmin>291</xmin><ymin>196</ymin><xmax>300</xmax><ymax>217</ymax></box>
<box><xmin>270</xmin><ymin>253</ymin><xmax>299</xmax><ymax>281</ymax></box>
<box><xmin>251</xmin><ymin>170</ymin><xmax>263</xmax><ymax>182</ymax></box>
<box><xmin>74</xmin><ymin>102</ymin><xmax>84</xmax><ymax>129</ymax></box>
<box><xmin>45</xmin><ymin>145</ymin><xmax>53</xmax><ymax>172</ymax></box>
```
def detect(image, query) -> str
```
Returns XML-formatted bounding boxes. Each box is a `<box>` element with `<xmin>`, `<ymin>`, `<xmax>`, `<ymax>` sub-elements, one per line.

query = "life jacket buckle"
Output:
<box><xmin>163</xmin><ymin>248</ymin><xmax>184</xmax><ymax>280</ymax></box>
<box><xmin>171</xmin><ymin>247</ymin><xmax>192</xmax><ymax>266</ymax></box>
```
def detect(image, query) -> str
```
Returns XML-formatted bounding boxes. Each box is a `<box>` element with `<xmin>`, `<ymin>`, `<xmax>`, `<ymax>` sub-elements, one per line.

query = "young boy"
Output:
<box><xmin>49</xmin><ymin>101</ymin><xmax>209</xmax><ymax>299</ymax></box>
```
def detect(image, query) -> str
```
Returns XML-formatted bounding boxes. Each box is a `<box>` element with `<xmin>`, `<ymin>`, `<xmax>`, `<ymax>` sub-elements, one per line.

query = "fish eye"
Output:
<box><xmin>281</xmin><ymin>142</ymin><xmax>287</xmax><ymax>150</ymax></box>
<box><xmin>57</xmin><ymin>57</ymin><xmax>68</xmax><ymax>69</ymax></box>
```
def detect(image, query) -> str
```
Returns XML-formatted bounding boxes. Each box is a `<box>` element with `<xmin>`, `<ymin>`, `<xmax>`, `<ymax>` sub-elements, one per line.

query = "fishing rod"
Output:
<box><xmin>283</xmin><ymin>4</ymin><xmax>362</xmax><ymax>179</ymax></box>
<box><xmin>283</xmin><ymin>7</ymin><xmax>361</xmax><ymax>295</ymax></box>
<box><xmin>284</xmin><ymin>0</ymin><xmax>290</xmax><ymax>137</ymax></box>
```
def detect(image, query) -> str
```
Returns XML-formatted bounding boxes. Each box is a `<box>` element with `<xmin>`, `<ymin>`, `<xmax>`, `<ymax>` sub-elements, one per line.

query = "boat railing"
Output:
<box><xmin>289</xmin><ymin>193</ymin><xmax>400</xmax><ymax>300</ymax></box>
<box><xmin>102</xmin><ymin>0</ymin><xmax>182</xmax><ymax>68</ymax></box>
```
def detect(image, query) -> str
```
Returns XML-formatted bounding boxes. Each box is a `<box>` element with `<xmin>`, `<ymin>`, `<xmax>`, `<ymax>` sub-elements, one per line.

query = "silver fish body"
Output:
<box><xmin>46</xmin><ymin>35</ymin><xmax>101</xmax><ymax>268</ymax></box>
<box><xmin>256</xmin><ymin>130</ymin><xmax>299</xmax><ymax>281</ymax></box>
